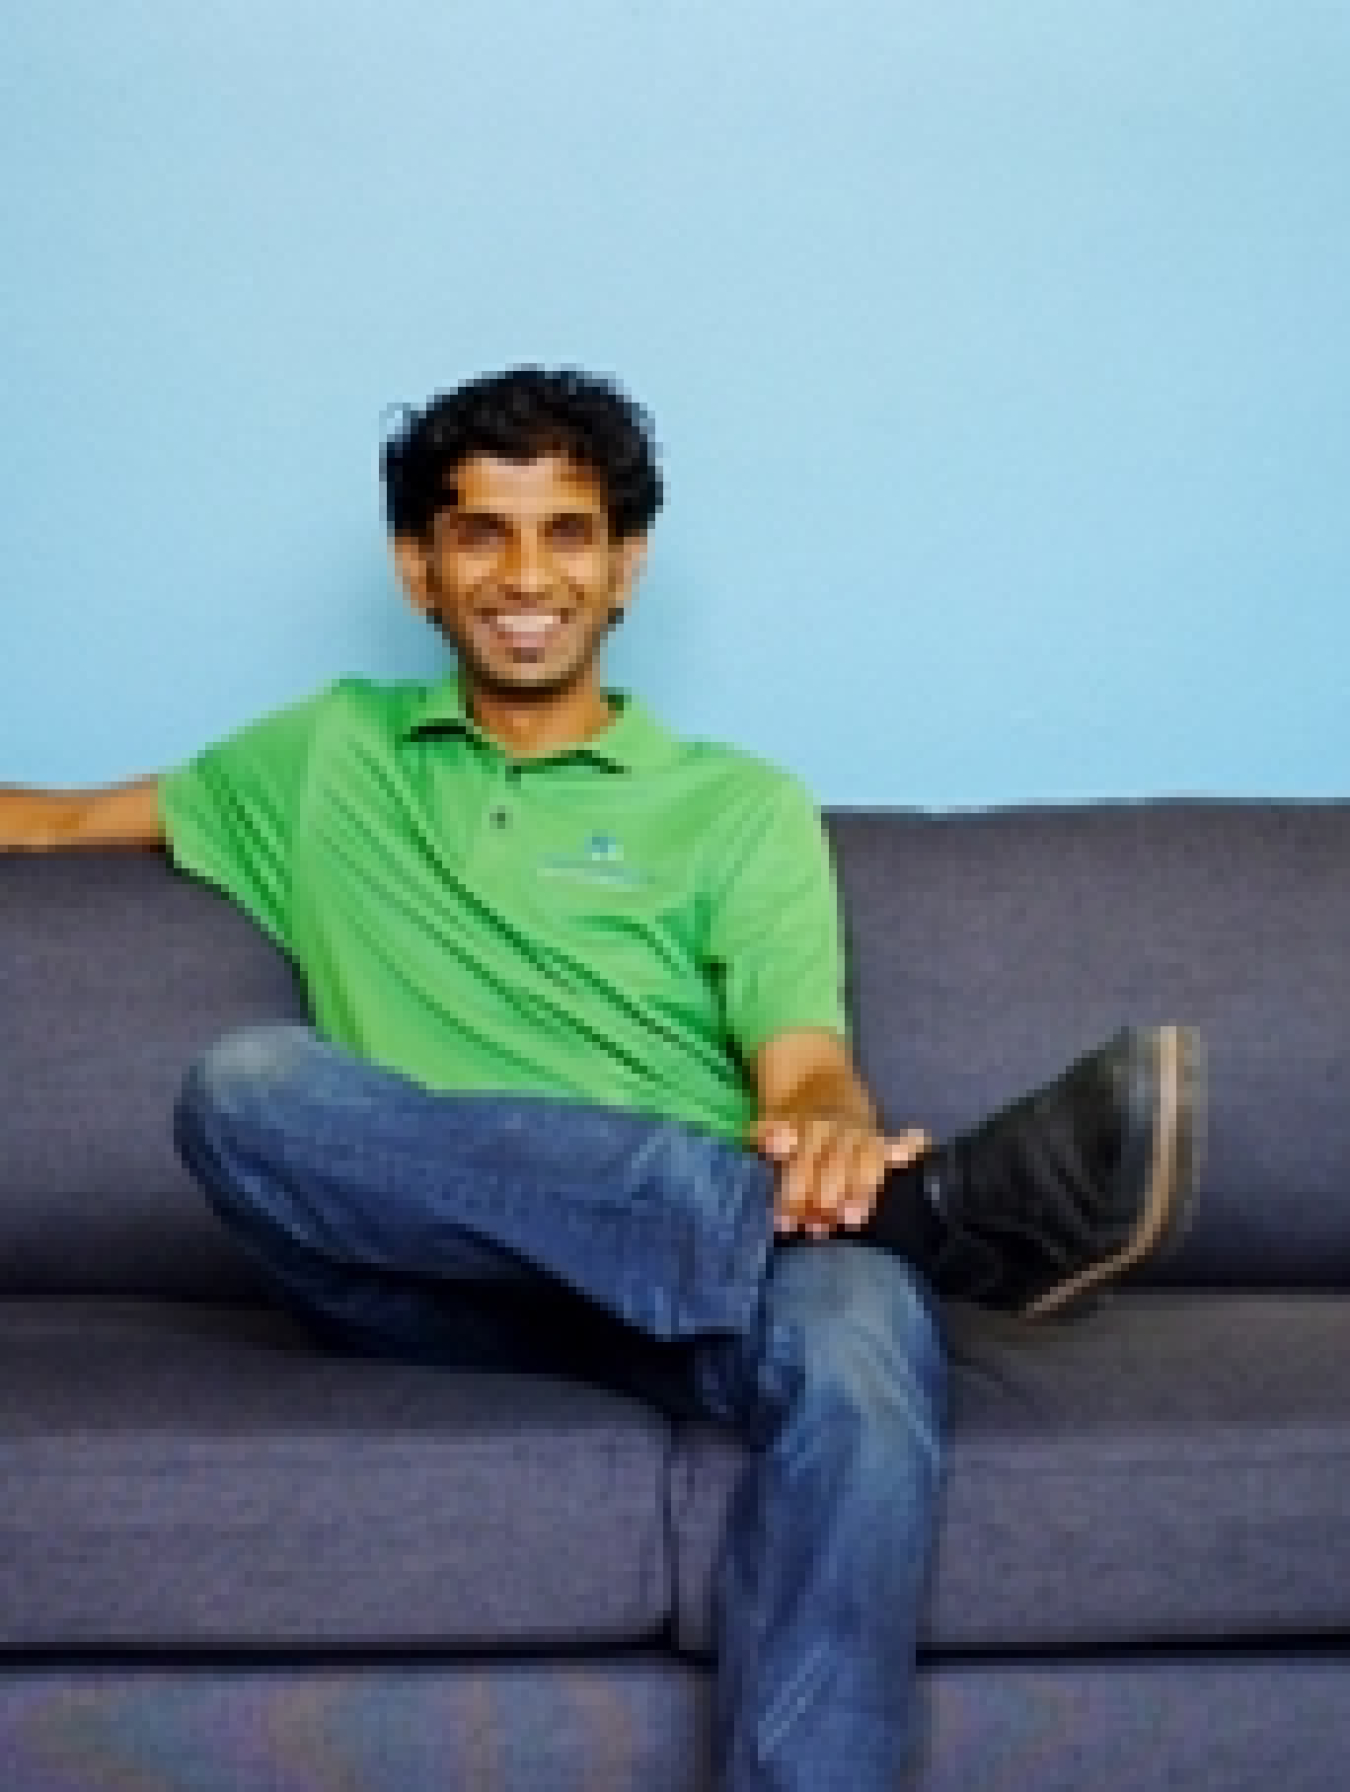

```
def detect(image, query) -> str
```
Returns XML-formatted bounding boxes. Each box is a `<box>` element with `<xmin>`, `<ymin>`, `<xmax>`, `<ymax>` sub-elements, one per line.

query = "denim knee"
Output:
<box><xmin>765</xmin><ymin>1243</ymin><xmax>946</xmax><ymax>1465</ymax></box>
<box><xmin>172</xmin><ymin>1023</ymin><xmax>316</xmax><ymax>1177</ymax></box>
<box><xmin>177</xmin><ymin>1022</ymin><xmax>314</xmax><ymax>1126</ymax></box>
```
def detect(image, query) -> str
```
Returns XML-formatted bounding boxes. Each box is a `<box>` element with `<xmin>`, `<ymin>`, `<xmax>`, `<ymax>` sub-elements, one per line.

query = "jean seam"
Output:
<box><xmin>755</xmin><ymin>1639</ymin><xmax>832</xmax><ymax>1762</ymax></box>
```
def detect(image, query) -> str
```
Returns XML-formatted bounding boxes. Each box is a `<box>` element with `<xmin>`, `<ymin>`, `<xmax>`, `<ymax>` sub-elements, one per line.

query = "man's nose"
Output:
<box><xmin>502</xmin><ymin>530</ymin><xmax>549</xmax><ymax>592</ymax></box>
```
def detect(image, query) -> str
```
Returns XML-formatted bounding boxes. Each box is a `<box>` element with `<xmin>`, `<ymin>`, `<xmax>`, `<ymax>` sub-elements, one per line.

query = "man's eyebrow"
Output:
<box><xmin>445</xmin><ymin>504</ymin><xmax>600</xmax><ymax>522</ymax></box>
<box><xmin>440</xmin><ymin>501</ymin><xmax>509</xmax><ymax>523</ymax></box>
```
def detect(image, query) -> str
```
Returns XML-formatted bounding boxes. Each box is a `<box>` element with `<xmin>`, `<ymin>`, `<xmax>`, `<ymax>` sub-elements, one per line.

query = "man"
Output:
<box><xmin>1</xmin><ymin>368</ymin><xmax>1201</xmax><ymax>1789</ymax></box>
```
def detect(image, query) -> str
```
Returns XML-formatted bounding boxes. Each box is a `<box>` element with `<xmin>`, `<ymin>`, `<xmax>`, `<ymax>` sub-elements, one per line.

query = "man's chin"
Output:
<box><xmin>459</xmin><ymin>656</ymin><xmax>595</xmax><ymax>705</ymax></box>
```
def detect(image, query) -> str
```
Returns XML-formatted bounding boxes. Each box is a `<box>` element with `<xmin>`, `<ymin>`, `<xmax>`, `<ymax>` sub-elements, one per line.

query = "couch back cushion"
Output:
<box><xmin>827</xmin><ymin>802</ymin><xmax>1350</xmax><ymax>1287</ymax></box>
<box><xmin>1</xmin><ymin>851</ymin><xmax>303</xmax><ymax>1299</ymax></box>
<box><xmin>3</xmin><ymin>802</ymin><xmax>1349</xmax><ymax>1294</ymax></box>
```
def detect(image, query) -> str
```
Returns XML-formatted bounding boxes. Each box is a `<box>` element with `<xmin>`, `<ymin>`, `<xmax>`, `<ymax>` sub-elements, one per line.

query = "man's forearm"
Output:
<box><xmin>0</xmin><ymin>787</ymin><xmax>78</xmax><ymax>849</ymax></box>
<box><xmin>0</xmin><ymin>779</ymin><xmax>165</xmax><ymax>850</ymax></box>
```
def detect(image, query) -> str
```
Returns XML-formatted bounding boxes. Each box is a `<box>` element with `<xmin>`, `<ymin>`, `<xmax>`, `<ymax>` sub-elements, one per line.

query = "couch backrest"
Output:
<box><xmin>1</xmin><ymin>851</ymin><xmax>305</xmax><ymax>1300</ymax></box>
<box><xmin>827</xmin><ymin>802</ymin><xmax>1350</xmax><ymax>1288</ymax></box>
<box><xmin>3</xmin><ymin>803</ymin><xmax>1349</xmax><ymax>1296</ymax></box>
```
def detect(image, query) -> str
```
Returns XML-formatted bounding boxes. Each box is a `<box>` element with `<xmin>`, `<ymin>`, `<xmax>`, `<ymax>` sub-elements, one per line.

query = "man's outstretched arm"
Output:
<box><xmin>0</xmin><ymin>776</ymin><xmax>165</xmax><ymax>850</ymax></box>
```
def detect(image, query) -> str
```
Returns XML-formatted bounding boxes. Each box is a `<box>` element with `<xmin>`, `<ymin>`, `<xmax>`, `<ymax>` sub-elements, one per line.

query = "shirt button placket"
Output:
<box><xmin>489</xmin><ymin>761</ymin><xmax>521</xmax><ymax>834</ymax></box>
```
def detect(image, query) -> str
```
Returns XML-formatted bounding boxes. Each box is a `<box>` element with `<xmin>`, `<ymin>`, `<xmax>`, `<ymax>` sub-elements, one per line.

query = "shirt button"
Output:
<box><xmin>491</xmin><ymin>807</ymin><xmax>509</xmax><ymax>829</ymax></box>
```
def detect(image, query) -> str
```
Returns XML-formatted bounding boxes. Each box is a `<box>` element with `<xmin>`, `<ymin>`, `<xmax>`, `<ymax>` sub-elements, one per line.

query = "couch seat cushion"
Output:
<box><xmin>671</xmin><ymin>1290</ymin><xmax>1350</xmax><ymax>1655</ymax></box>
<box><xmin>0</xmin><ymin>1301</ymin><xmax>672</xmax><ymax>1652</ymax></box>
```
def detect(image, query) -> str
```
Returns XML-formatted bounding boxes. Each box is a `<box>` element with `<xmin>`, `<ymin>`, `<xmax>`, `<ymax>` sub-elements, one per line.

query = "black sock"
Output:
<box><xmin>860</xmin><ymin>1149</ymin><xmax>951</xmax><ymax>1273</ymax></box>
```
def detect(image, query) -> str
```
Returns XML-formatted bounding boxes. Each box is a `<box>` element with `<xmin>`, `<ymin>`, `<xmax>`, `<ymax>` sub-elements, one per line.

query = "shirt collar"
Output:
<box><xmin>402</xmin><ymin>676</ymin><xmax>678</xmax><ymax>772</ymax></box>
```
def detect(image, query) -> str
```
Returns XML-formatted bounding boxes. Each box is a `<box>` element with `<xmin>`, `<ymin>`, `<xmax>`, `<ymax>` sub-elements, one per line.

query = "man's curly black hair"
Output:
<box><xmin>381</xmin><ymin>367</ymin><xmax>663</xmax><ymax>543</ymax></box>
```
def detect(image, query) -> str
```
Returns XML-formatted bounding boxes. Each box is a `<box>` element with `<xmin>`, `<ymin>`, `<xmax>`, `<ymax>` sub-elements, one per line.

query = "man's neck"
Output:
<box><xmin>466</xmin><ymin>682</ymin><xmax>615</xmax><ymax>759</ymax></box>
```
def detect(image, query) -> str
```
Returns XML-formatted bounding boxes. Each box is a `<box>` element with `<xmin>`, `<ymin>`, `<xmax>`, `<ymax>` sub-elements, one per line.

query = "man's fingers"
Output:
<box><xmin>780</xmin><ymin>1123</ymin><xmax>831</xmax><ymax>1233</ymax></box>
<box><xmin>884</xmin><ymin>1129</ymin><xmax>931</xmax><ymax>1169</ymax></box>
<box><xmin>839</xmin><ymin>1135</ymin><xmax>890</xmax><ymax>1229</ymax></box>
<box><xmin>777</xmin><ymin>1123</ymin><xmax>887</xmax><ymax>1236</ymax></box>
<box><xmin>756</xmin><ymin>1120</ymin><xmax>798</xmax><ymax>1159</ymax></box>
<box><xmin>773</xmin><ymin>1120</ymin><xmax>843</xmax><ymax>1235</ymax></box>
<box><xmin>767</xmin><ymin>1121</ymin><xmax>933</xmax><ymax>1239</ymax></box>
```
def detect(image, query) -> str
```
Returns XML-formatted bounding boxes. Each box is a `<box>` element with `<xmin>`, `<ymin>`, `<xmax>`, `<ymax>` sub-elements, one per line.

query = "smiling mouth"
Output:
<box><xmin>481</xmin><ymin>610</ymin><xmax>570</xmax><ymax>654</ymax></box>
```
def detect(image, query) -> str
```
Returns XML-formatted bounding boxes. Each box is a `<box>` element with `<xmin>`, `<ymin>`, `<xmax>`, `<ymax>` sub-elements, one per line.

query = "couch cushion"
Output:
<box><xmin>0</xmin><ymin>1301</ymin><xmax>672</xmax><ymax>1652</ymax></box>
<box><xmin>6</xmin><ymin>1658</ymin><xmax>1350</xmax><ymax>1792</ymax></box>
<box><xmin>0</xmin><ymin>851</ymin><xmax>303</xmax><ymax>1299</ymax></box>
<box><xmin>0</xmin><ymin>1661</ymin><xmax>712</xmax><ymax>1792</ymax></box>
<box><xmin>827</xmin><ymin>802</ymin><xmax>1350</xmax><ymax>1286</ymax></box>
<box><xmin>670</xmin><ymin>1290</ymin><xmax>1350</xmax><ymax>1656</ymax></box>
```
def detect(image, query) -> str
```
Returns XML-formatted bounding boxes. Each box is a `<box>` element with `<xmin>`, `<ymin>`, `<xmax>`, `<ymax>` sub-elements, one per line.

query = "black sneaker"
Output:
<box><xmin>921</xmin><ymin>1025</ymin><xmax>1204</xmax><ymax>1319</ymax></box>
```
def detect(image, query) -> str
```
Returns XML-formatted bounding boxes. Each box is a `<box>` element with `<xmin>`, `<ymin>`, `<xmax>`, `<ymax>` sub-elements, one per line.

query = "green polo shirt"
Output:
<box><xmin>159</xmin><ymin>677</ymin><xmax>846</xmax><ymax>1143</ymax></box>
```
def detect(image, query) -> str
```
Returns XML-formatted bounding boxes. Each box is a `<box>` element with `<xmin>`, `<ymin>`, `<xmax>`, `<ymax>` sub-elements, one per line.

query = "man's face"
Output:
<box><xmin>415</xmin><ymin>453</ymin><xmax>643</xmax><ymax>704</ymax></box>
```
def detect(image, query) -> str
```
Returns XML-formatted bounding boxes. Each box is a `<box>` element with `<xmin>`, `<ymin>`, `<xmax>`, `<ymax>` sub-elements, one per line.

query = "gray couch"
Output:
<box><xmin>5</xmin><ymin>802</ymin><xmax>1350</xmax><ymax>1790</ymax></box>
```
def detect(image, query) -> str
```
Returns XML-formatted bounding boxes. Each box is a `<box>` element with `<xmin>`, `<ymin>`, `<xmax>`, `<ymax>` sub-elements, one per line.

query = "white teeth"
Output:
<box><xmin>492</xmin><ymin>612</ymin><xmax>561</xmax><ymax>638</ymax></box>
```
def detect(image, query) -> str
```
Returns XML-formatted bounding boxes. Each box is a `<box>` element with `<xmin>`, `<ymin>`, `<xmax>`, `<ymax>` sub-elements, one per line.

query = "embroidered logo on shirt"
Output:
<box><xmin>538</xmin><ymin>834</ymin><xmax>649</xmax><ymax>888</ymax></box>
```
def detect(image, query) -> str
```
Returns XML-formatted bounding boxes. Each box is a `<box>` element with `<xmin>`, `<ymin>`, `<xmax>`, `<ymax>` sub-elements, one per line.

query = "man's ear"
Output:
<box><xmin>391</xmin><ymin>534</ymin><xmax>437</xmax><ymax>621</ymax></box>
<box><xmin>608</xmin><ymin>533</ymin><xmax>648</xmax><ymax>623</ymax></box>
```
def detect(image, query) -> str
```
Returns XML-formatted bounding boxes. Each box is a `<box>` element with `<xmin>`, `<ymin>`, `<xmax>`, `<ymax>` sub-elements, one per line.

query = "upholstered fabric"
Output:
<box><xmin>7</xmin><ymin>807</ymin><xmax>1350</xmax><ymax>1296</ymax></box>
<box><xmin>671</xmin><ymin>1290</ymin><xmax>1350</xmax><ymax>1656</ymax></box>
<box><xmin>0</xmin><ymin>851</ymin><xmax>301</xmax><ymax>1300</ymax></box>
<box><xmin>0</xmin><ymin>1660</ymin><xmax>711</xmax><ymax>1792</ymax></box>
<box><xmin>5</xmin><ymin>804</ymin><xmax>1350</xmax><ymax>1790</ymax></box>
<box><xmin>0</xmin><ymin>1301</ymin><xmax>671</xmax><ymax>1652</ymax></box>
<box><xmin>8</xmin><ymin>806</ymin><xmax>1350</xmax><ymax>1300</ymax></box>
<box><xmin>827</xmin><ymin>802</ymin><xmax>1350</xmax><ymax>1286</ymax></box>
<box><xmin>5</xmin><ymin>1657</ymin><xmax>1350</xmax><ymax>1792</ymax></box>
<box><xmin>13</xmin><ymin>1290</ymin><xmax>1350</xmax><ymax>1661</ymax></box>
<box><xmin>916</xmin><ymin>1656</ymin><xmax>1350</xmax><ymax>1792</ymax></box>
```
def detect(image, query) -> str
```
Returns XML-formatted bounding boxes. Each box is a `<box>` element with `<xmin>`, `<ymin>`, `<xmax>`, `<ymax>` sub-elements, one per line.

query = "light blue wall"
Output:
<box><xmin>4</xmin><ymin>1</ymin><xmax>1347</xmax><ymax>806</ymax></box>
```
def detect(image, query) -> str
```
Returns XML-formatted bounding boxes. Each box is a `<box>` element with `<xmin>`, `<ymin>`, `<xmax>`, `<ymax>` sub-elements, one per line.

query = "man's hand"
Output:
<box><xmin>754</xmin><ymin>1114</ymin><xmax>931</xmax><ymax>1239</ymax></box>
<box><xmin>752</xmin><ymin>1027</ymin><xmax>930</xmax><ymax>1240</ymax></box>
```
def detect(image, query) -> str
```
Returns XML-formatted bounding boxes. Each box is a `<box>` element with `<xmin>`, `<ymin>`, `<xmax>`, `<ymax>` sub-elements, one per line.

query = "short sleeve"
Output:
<box><xmin>704</xmin><ymin>770</ymin><xmax>848</xmax><ymax>1058</ymax></box>
<box><xmin>158</xmin><ymin>689</ymin><xmax>330</xmax><ymax>952</ymax></box>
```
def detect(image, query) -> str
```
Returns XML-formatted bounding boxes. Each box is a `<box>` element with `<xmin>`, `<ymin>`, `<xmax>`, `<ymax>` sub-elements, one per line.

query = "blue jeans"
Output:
<box><xmin>174</xmin><ymin>1024</ymin><xmax>947</xmax><ymax>1792</ymax></box>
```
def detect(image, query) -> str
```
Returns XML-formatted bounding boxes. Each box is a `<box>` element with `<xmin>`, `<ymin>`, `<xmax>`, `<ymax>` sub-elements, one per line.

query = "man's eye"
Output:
<box><xmin>549</xmin><ymin>516</ymin><xmax>594</xmax><ymax>546</ymax></box>
<box><xmin>455</xmin><ymin>517</ymin><xmax>504</xmax><ymax>548</ymax></box>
